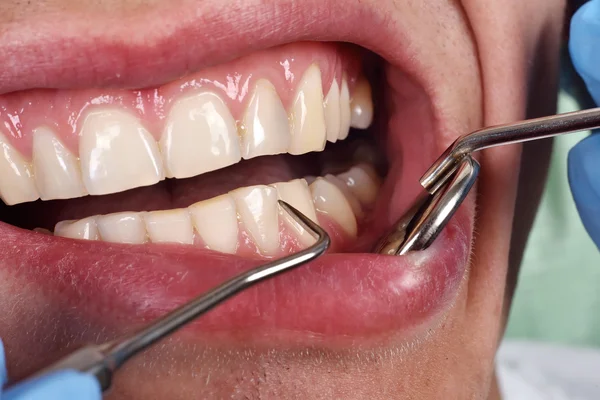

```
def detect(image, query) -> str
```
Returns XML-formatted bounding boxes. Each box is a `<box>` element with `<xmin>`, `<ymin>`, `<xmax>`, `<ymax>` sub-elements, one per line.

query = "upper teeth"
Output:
<box><xmin>0</xmin><ymin>65</ymin><xmax>374</xmax><ymax>206</ymax></box>
<box><xmin>52</xmin><ymin>164</ymin><xmax>381</xmax><ymax>256</ymax></box>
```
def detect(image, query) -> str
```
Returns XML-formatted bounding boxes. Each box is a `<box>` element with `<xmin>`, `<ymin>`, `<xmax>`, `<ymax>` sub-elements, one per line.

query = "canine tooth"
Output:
<box><xmin>189</xmin><ymin>194</ymin><xmax>239</xmax><ymax>254</ymax></box>
<box><xmin>161</xmin><ymin>92</ymin><xmax>241</xmax><ymax>179</ymax></box>
<box><xmin>289</xmin><ymin>64</ymin><xmax>327</xmax><ymax>155</ymax></box>
<box><xmin>350</xmin><ymin>78</ymin><xmax>373</xmax><ymax>129</ymax></box>
<box><xmin>324</xmin><ymin>175</ymin><xmax>363</xmax><ymax>218</ymax></box>
<box><xmin>144</xmin><ymin>209</ymin><xmax>194</xmax><ymax>244</ymax></box>
<box><xmin>231</xmin><ymin>185</ymin><xmax>279</xmax><ymax>256</ymax></box>
<box><xmin>79</xmin><ymin>109</ymin><xmax>164</xmax><ymax>196</ymax></box>
<box><xmin>0</xmin><ymin>133</ymin><xmax>39</xmax><ymax>205</ymax></box>
<box><xmin>338</xmin><ymin>78</ymin><xmax>351</xmax><ymax>140</ymax></box>
<box><xmin>337</xmin><ymin>164</ymin><xmax>380</xmax><ymax>206</ymax></box>
<box><xmin>54</xmin><ymin>217</ymin><xmax>99</xmax><ymax>240</ymax></box>
<box><xmin>96</xmin><ymin>212</ymin><xmax>146</xmax><ymax>244</ymax></box>
<box><xmin>272</xmin><ymin>179</ymin><xmax>318</xmax><ymax>246</ymax></box>
<box><xmin>32</xmin><ymin>127</ymin><xmax>87</xmax><ymax>200</ymax></box>
<box><xmin>310</xmin><ymin>178</ymin><xmax>357</xmax><ymax>237</ymax></box>
<box><xmin>241</xmin><ymin>79</ymin><xmax>290</xmax><ymax>159</ymax></box>
<box><xmin>324</xmin><ymin>79</ymin><xmax>341</xmax><ymax>143</ymax></box>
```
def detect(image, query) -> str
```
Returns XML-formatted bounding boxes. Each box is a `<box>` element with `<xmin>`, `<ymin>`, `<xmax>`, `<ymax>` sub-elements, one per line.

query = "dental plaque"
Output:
<box><xmin>0</xmin><ymin>45</ymin><xmax>381</xmax><ymax>258</ymax></box>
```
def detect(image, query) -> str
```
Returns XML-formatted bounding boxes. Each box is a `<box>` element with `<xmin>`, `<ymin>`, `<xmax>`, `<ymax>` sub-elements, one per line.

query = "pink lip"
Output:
<box><xmin>0</xmin><ymin>0</ymin><xmax>474</xmax><ymax>341</ymax></box>
<box><xmin>0</xmin><ymin>207</ymin><xmax>470</xmax><ymax>338</ymax></box>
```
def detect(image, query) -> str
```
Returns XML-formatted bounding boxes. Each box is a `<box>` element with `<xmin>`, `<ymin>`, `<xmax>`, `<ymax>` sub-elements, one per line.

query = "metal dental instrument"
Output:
<box><xmin>11</xmin><ymin>201</ymin><xmax>330</xmax><ymax>394</ymax></box>
<box><xmin>375</xmin><ymin>107</ymin><xmax>600</xmax><ymax>256</ymax></box>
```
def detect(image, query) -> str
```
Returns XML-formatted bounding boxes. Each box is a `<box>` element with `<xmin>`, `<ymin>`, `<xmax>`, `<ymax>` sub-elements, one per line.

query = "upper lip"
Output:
<box><xmin>0</xmin><ymin>1</ymin><xmax>421</xmax><ymax>94</ymax></box>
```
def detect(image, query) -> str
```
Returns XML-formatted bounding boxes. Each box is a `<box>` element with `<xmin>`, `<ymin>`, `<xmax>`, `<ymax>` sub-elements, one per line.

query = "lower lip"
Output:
<box><xmin>0</xmin><ymin>205</ymin><xmax>470</xmax><ymax>340</ymax></box>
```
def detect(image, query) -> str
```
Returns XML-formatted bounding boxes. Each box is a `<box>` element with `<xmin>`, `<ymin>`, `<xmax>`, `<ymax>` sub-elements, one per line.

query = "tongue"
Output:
<box><xmin>1</xmin><ymin>154</ymin><xmax>318</xmax><ymax>231</ymax></box>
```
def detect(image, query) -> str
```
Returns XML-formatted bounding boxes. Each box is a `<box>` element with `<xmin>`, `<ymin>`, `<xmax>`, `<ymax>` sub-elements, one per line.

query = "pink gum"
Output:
<box><xmin>0</xmin><ymin>42</ymin><xmax>362</xmax><ymax>158</ymax></box>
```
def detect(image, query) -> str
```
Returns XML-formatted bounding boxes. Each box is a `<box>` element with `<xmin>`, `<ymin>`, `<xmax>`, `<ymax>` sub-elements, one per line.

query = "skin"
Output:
<box><xmin>0</xmin><ymin>0</ymin><xmax>566</xmax><ymax>398</ymax></box>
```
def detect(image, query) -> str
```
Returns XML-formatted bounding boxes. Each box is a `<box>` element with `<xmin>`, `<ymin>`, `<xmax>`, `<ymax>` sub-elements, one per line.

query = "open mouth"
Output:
<box><xmin>0</xmin><ymin>33</ymin><xmax>472</xmax><ymax>342</ymax></box>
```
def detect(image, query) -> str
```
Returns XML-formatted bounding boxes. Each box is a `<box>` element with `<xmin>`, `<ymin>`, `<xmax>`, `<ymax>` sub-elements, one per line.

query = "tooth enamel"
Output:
<box><xmin>324</xmin><ymin>175</ymin><xmax>363</xmax><ymax>218</ymax></box>
<box><xmin>54</xmin><ymin>217</ymin><xmax>99</xmax><ymax>240</ymax></box>
<box><xmin>241</xmin><ymin>79</ymin><xmax>290</xmax><ymax>159</ymax></box>
<box><xmin>161</xmin><ymin>92</ymin><xmax>241</xmax><ymax>179</ymax></box>
<box><xmin>338</xmin><ymin>78</ymin><xmax>351</xmax><ymax>141</ymax></box>
<box><xmin>79</xmin><ymin>109</ymin><xmax>164</xmax><ymax>196</ymax></box>
<box><xmin>189</xmin><ymin>194</ymin><xmax>239</xmax><ymax>254</ymax></box>
<box><xmin>337</xmin><ymin>164</ymin><xmax>380</xmax><ymax>206</ymax></box>
<box><xmin>32</xmin><ymin>127</ymin><xmax>87</xmax><ymax>200</ymax></box>
<box><xmin>272</xmin><ymin>179</ymin><xmax>318</xmax><ymax>246</ymax></box>
<box><xmin>231</xmin><ymin>185</ymin><xmax>279</xmax><ymax>255</ymax></box>
<box><xmin>324</xmin><ymin>79</ymin><xmax>341</xmax><ymax>143</ymax></box>
<box><xmin>350</xmin><ymin>78</ymin><xmax>374</xmax><ymax>129</ymax></box>
<box><xmin>144</xmin><ymin>209</ymin><xmax>194</xmax><ymax>244</ymax></box>
<box><xmin>96</xmin><ymin>212</ymin><xmax>146</xmax><ymax>244</ymax></box>
<box><xmin>310</xmin><ymin>177</ymin><xmax>357</xmax><ymax>237</ymax></box>
<box><xmin>0</xmin><ymin>132</ymin><xmax>39</xmax><ymax>205</ymax></box>
<box><xmin>289</xmin><ymin>64</ymin><xmax>327</xmax><ymax>155</ymax></box>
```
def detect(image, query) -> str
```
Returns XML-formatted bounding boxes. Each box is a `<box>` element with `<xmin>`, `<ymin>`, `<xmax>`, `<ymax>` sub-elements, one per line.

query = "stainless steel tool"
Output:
<box><xmin>375</xmin><ymin>107</ymin><xmax>600</xmax><ymax>255</ymax></box>
<box><xmin>11</xmin><ymin>201</ymin><xmax>330</xmax><ymax>393</ymax></box>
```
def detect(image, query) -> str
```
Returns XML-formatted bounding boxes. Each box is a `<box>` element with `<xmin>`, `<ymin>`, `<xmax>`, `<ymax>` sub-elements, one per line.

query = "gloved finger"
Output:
<box><xmin>568</xmin><ymin>133</ymin><xmax>600</xmax><ymax>249</ymax></box>
<box><xmin>570</xmin><ymin>0</ymin><xmax>600</xmax><ymax>104</ymax></box>
<box><xmin>0</xmin><ymin>340</ymin><xmax>7</xmax><ymax>388</ymax></box>
<box><xmin>2</xmin><ymin>371</ymin><xmax>101</xmax><ymax>400</ymax></box>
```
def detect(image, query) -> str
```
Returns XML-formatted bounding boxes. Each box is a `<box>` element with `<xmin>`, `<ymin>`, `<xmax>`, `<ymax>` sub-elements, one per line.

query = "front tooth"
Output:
<box><xmin>324</xmin><ymin>175</ymin><xmax>363</xmax><ymax>219</ymax></box>
<box><xmin>350</xmin><ymin>78</ymin><xmax>374</xmax><ymax>129</ymax></box>
<box><xmin>289</xmin><ymin>64</ymin><xmax>327</xmax><ymax>155</ymax></box>
<box><xmin>310</xmin><ymin>177</ymin><xmax>357</xmax><ymax>237</ymax></box>
<box><xmin>337</xmin><ymin>164</ymin><xmax>380</xmax><ymax>206</ymax></box>
<box><xmin>338</xmin><ymin>78</ymin><xmax>351</xmax><ymax>140</ymax></box>
<box><xmin>272</xmin><ymin>179</ymin><xmax>318</xmax><ymax>246</ymax></box>
<box><xmin>96</xmin><ymin>212</ymin><xmax>146</xmax><ymax>244</ymax></box>
<box><xmin>161</xmin><ymin>92</ymin><xmax>241</xmax><ymax>179</ymax></box>
<box><xmin>144</xmin><ymin>209</ymin><xmax>194</xmax><ymax>244</ymax></box>
<box><xmin>79</xmin><ymin>109</ymin><xmax>164</xmax><ymax>196</ymax></box>
<box><xmin>241</xmin><ymin>79</ymin><xmax>290</xmax><ymax>159</ymax></box>
<box><xmin>231</xmin><ymin>185</ymin><xmax>279</xmax><ymax>255</ymax></box>
<box><xmin>54</xmin><ymin>217</ymin><xmax>99</xmax><ymax>240</ymax></box>
<box><xmin>32</xmin><ymin>127</ymin><xmax>87</xmax><ymax>200</ymax></box>
<box><xmin>0</xmin><ymin>133</ymin><xmax>39</xmax><ymax>205</ymax></box>
<box><xmin>189</xmin><ymin>194</ymin><xmax>239</xmax><ymax>254</ymax></box>
<box><xmin>324</xmin><ymin>79</ymin><xmax>341</xmax><ymax>143</ymax></box>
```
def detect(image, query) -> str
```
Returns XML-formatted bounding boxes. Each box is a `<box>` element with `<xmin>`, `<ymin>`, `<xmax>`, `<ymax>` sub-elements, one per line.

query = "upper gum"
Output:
<box><xmin>0</xmin><ymin>42</ymin><xmax>362</xmax><ymax>158</ymax></box>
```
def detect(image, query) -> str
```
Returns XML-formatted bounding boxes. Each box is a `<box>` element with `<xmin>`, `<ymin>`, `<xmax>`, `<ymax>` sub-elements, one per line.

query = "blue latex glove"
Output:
<box><xmin>0</xmin><ymin>341</ymin><xmax>101</xmax><ymax>400</ymax></box>
<box><xmin>569</xmin><ymin>0</ymin><xmax>600</xmax><ymax>249</ymax></box>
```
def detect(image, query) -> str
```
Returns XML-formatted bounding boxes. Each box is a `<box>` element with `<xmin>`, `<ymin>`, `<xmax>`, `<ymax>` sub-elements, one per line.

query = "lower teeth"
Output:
<box><xmin>50</xmin><ymin>163</ymin><xmax>381</xmax><ymax>257</ymax></box>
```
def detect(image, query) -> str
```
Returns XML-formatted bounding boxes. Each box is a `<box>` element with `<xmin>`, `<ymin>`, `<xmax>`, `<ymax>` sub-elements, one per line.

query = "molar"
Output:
<box><xmin>272</xmin><ymin>179</ymin><xmax>318</xmax><ymax>246</ymax></box>
<box><xmin>161</xmin><ymin>91</ymin><xmax>241</xmax><ymax>179</ymax></box>
<box><xmin>54</xmin><ymin>217</ymin><xmax>100</xmax><ymax>240</ymax></box>
<box><xmin>289</xmin><ymin>64</ymin><xmax>327</xmax><ymax>155</ymax></box>
<box><xmin>189</xmin><ymin>194</ymin><xmax>239</xmax><ymax>254</ymax></box>
<box><xmin>240</xmin><ymin>79</ymin><xmax>290</xmax><ymax>159</ymax></box>
<box><xmin>310</xmin><ymin>177</ymin><xmax>357</xmax><ymax>237</ymax></box>
<box><xmin>79</xmin><ymin>109</ymin><xmax>165</xmax><ymax>196</ymax></box>
<box><xmin>231</xmin><ymin>185</ymin><xmax>280</xmax><ymax>256</ymax></box>
<box><xmin>144</xmin><ymin>209</ymin><xmax>194</xmax><ymax>244</ymax></box>
<box><xmin>0</xmin><ymin>132</ymin><xmax>39</xmax><ymax>205</ymax></box>
<box><xmin>96</xmin><ymin>212</ymin><xmax>146</xmax><ymax>244</ymax></box>
<box><xmin>338</xmin><ymin>78</ymin><xmax>351</xmax><ymax>141</ymax></box>
<box><xmin>32</xmin><ymin>127</ymin><xmax>87</xmax><ymax>200</ymax></box>
<box><xmin>324</xmin><ymin>79</ymin><xmax>341</xmax><ymax>143</ymax></box>
<box><xmin>350</xmin><ymin>78</ymin><xmax>374</xmax><ymax>129</ymax></box>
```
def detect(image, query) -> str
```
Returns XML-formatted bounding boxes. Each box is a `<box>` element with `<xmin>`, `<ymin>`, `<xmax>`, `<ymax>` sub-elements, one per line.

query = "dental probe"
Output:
<box><xmin>375</xmin><ymin>106</ymin><xmax>600</xmax><ymax>255</ymax></box>
<box><xmin>9</xmin><ymin>201</ymin><xmax>330</xmax><ymax>395</ymax></box>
